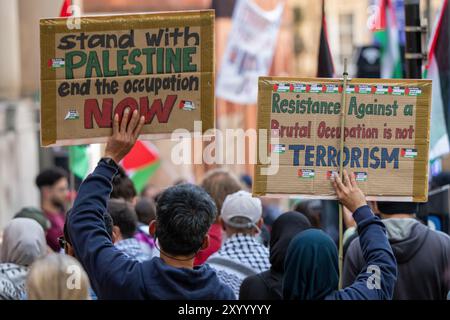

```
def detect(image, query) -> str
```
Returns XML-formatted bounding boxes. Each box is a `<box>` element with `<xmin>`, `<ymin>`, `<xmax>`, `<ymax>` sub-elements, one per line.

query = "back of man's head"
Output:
<box><xmin>111</xmin><ymin>166</ymin><xmax>137</xmax><ymax>203</ymax></box>
<box><xmin>201</xmin><ymin>169</ymin><xmax>242</xmax><ymax>216</ymax></box>
<box><xmin>156</xmin><ymin>183</ymin><xmax>216</xmax><ymax>256</ymax></box>
<box><xmin>35</xmin><ymin>167</ymin><xmax>68</xmax><ymax>190</ymax></box>
<box><xmin>135</xmin><ymin>197</ymin><xmax>156</xmax><ymax>225</ymax></box>
<box><xmin>377</xmin><ymin>201</ymin><xmax>418</xmax><ymax>216</ymax></box>
<box><xmin>107</xmin><ymin>199</ymin><xmax>138</xmax><ymax>239</ymax></box>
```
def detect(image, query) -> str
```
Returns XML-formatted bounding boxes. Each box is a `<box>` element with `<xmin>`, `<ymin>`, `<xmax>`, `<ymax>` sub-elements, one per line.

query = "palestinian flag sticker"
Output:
<box><xmin>346</xmin><ymin>85</ymin><xmax>356</xmax><ymax>94</ymax></box>
<box><xmin>326</xmin><ymin>170</ymin><xmax>339</xmax><ymax>180</ymax></box>
<box><xmin>179</xmin><ymin>100</ymin><xmax>195</xmax><ymax>111</ymax></box>
<box><xmin>271</xmin><ymin>144</ymin><xmax>286</xmax><ymax>154</ymax></box>
<box><xmin>406</xmin><ymin>87</ymin><xmax>422</xmax><ymax>96</ymax></box>
<box><xmin>64</xmin><ymin>110</ymin><xmax>80</xmax><ymax>120</ymax></box>
<box><xmin>401</xmin><ymin>148</ymin><xmax>418</xmax><ymax>158</ymax></box>
<box><xmin>309</xmin><ymin>84</ymin><xmax>323</xmax><ymax>93</ymax></box>
<box><xmin>357</xmin><ymin>85</ymin><xmax>372</xmax><ymax>94</ymax></box>
<box><xmin>324</xmin><ymin>84</ymin><xmax>339</xmax><ymax>93</ymax></box>
<box><xmin>391</xmin><ymin>86</ymin><xmax>405</xmax><ymax>96</ymax></box>
<box><xmin>354</xmin><ymin>172</ymin><xmax>368</xmax><ymax>182</ymax></box>
<box><xmin>48</xmin><ymin>58</ymin><xmax>65</xmax><ymax>68</ymax></box>
<box><xmin>298</xmin><ymin>169</ymin><xmax>315</xmax><ymax>179</ymax></box>
<box><xmin>374</xmin><ymin>85</ymin><xmax>389</xmax><ymax>95</ymax></box>
<box><xmin>273</xmin><ymin>83</ymin><xmax>290</xmax><ymax>92</ymax></box>
<box><xmin>290</xmin><ymin>83</ymin><xmax>308</xmax><ymax>93</ymax></box>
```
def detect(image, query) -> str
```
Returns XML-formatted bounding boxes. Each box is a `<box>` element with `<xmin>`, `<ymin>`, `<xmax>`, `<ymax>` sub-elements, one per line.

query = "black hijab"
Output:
<box><xmin>270</xmin><ymin>211</ymin><xmax>312</xmax><ymax>273</ymax></box>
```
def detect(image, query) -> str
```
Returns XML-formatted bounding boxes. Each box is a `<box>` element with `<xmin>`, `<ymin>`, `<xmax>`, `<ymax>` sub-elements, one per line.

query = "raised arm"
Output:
<box><xmin>67</xmin><ymin>109</ymin><xmax>145</xmax><ymax>299</ymax></box>
<box><xmin>329</xmin><ymin>170</ymin><xmax>397</xmax><ymax>300</ymax></box>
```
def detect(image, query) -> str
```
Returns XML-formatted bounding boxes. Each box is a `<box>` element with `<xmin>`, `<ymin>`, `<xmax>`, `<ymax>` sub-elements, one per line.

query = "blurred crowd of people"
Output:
<box><xmin>0</xmin><ymin>112</ymin><xmax>449</xmax><ymax>300</ymax></box>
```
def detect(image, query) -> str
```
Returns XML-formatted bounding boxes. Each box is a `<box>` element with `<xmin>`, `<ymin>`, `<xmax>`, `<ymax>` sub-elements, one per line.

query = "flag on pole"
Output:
<box><xmin>424</xmin><ymin>0</ymin><xmax>450</xmax><ymax>160</ymax></box>
<box><xmin>373</xmin><ymin>0</ymin><xmax>403</xmax><ymax>78</ymax></box>
<box><xmin>317</xmin><ymin>0</ymin><xmax>334</xmax><ymax>77</ymax></box>
<box><xmin>121</xmin><ymin>141</ymin><xmax>160</xmax><ymax>194</ymax></box>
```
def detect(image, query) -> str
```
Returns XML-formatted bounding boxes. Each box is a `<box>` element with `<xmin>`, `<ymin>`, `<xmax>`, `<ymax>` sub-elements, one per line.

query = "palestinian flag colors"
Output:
<box><xmin>298</xmin><ymin>169</ymin><xmax>315</xmax><ymax>179</ymax></box>
<box><xmin>424</xmin><ymin>0</ymin><xmax>450</xmax><ymax>160</ymax></box>
<box><xmin>401</xmin><ymin>148</ymin><xmax>418</xmax><ymax>159</ymax></box>
<box><xmin>121</xmin><ymin>141</ymin><xmax>160</xmax><ymax>193</ymax></box>
<box><xmin>317</xmin><ymin>0</ymin><xmax>334</xmax><ymax>77</ymax></box>
<box><xmin>271</xmin><ymin>144</ymin><xmax>286</xmax><ymax>154</ymax></box>
<box><xmin>373</xmin><ymin>0</ymin><xmax>402</xmax><ymax>78</ymax></box>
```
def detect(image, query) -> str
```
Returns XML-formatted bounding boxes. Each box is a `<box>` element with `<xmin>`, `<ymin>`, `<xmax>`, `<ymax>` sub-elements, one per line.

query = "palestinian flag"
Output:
<box><xmin>69</xmin><ymin>145</ymin><xmax>89</xmax><ymax>179</ymax></box>
<box><xmin>424</xmin><ymin>0</ymin><xmax>450</xmax><ymax>160</ymax></box>
<box><xmin>317</xmin><ymin>0</ymin><xmax>334</xmax><ymax>77</ymax></box>
<box><xmin>373</xmin><ymin>0</ymin><xmax>402</xmax><ymax>78</ymax></box>
<box><xmin>121</xmin><ymin>141</ymin><xmax>160</xmax><ymax>194</ymax></box>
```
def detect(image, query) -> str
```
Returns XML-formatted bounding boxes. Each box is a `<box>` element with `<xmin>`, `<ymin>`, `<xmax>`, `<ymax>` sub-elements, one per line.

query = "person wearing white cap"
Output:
<box><xmin>206</xmin><ymin>191</ymin><xmax>270</xmax><ymax>298</ymax></box>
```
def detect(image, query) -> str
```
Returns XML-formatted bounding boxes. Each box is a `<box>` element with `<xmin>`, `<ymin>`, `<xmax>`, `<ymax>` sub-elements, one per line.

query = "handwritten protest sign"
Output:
<box><xmin>215</xmin><ymin>0</ymin><xmax>283</xmax><ymax>104</ymax></box>
<box><xmin>40</xmin><ymin>10</ymin><xmax>214</xmax><ymax>146</ymax></box>
<box><xmin>253</xmin><ymin>77</ymin><xmax>432</xmax><ymax>202</ymax></box>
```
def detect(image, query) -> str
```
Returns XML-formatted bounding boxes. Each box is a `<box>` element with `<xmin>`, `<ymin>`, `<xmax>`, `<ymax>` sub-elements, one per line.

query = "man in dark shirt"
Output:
<box><xmin>67</xmin><ymin>110</ymin><xmax>235</xmax><ymax>300</ymax></box>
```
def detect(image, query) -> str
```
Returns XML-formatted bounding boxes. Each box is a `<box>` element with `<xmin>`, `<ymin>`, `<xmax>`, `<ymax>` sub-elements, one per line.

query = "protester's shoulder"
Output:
<box><xmin>427</xmin><ymin>228</ymin><xmax>450</xmax><ymax>248</ymax></box>
<box><xmin>346</xmin><ymin>235</ymin><xmax>363</xmax><ymax>256</ymax></box>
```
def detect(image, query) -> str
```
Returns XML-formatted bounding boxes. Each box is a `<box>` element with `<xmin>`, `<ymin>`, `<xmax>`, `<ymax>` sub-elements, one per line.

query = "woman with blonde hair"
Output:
<box><xmin>27</xmin><ymin>254</ymin><xmax>90</xmax><ymax>300</ymax></box>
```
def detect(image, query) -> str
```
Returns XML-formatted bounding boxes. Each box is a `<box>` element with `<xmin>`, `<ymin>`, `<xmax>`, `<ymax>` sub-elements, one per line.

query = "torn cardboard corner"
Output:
<box><xmin>40</xmin><ymin>10</ymin><xmax>215</xmax><ymax>147</ymax></box>
<box><xmin>253</xmin><ymin>77</ymin><xmax>432</xmax><ymax>202</ymax></box>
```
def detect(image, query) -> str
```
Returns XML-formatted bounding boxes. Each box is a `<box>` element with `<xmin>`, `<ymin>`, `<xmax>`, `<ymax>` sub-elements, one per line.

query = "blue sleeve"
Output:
<box><xmin>329</xmin><ymin>205</ymin><xmax>397</xmax><ymax>300</ymax></box>
<box><xmin>67</xmin><ymin>161</ymin><xmax>144</xmax><ymax>300</ymax></box>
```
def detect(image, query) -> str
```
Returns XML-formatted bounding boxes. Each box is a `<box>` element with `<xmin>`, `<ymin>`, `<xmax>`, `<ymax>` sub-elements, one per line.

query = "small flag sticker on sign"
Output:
<box><xmin>48</xmin><ymin>58</ymin><xmax>65</xmax><ymax>68</ymax></box>
<box><xmin>346</xmin><ymin>85</ymin><xmax>356</xmax><ymax>94</ymax></box>
<box><xmin>324</xmin><ymin>84</ymin><xmax>339</xmax><ymax>93</ymax></box>
<box><xmin>401</xmin><ymin>148</ymin><xmax>418</xmax><ymax>158</ymax></box>
<box><xmin>357</xmin><ymin>85</ymin><xmax>372</xmax><ymax>94</ymax></box>
<box><xmin>374</xmin><ymin>85</ymin><xmax>389</xmax><ymax>95</ymax></box>
<box><xmin>274</xmin><ymin>83</ymin><xmax>290</xmax><ymax>92</ymax></box>
<box><xmin>64</xmin><ymin>110</ymin><xmax>79</xmax><ymax>120</ymax></box>
<box><xmin>326</xmin><ymin>170</ymin><xmax>339</xmax><ymax>179</ymax></box>
<box><xmin>290</xmin><ymin>83</ymin><xmax>308</xmax><ymax>93</ymax></box>
<box><xmin>354</xmin><ymin>172</ymin><xmax>368</xmax><ymax>182</ymax></box>
<box><xmin>179</xmin><ymin>100</ymin><xmax>195</xmax><ymax>111</ymax></box>
<box><xmin>391</xmin><ymin>86</ymin><xmax>405</xmax><ymax>96</ymax></box>
<box><xmin>405</xmin><ymin>87</ymin><xmax>422</xmax><ymax>96</ymax></box>
<box><xmin>309</xmin><ymin>84</ymin><xmax>323</xmax><ymax>93</ymax></box>
<box><xmin>298</xmin><ymin>169</ymin><xmax>315</xmax><ymax>179</ymax></box>
<box><xmin>271</xmin><ymin>144</ymin><xmax>286</xmax><ymax>154</ymax></box>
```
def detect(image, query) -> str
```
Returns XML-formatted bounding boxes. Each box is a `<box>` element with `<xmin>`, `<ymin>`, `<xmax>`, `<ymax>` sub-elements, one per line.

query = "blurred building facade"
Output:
<box><xmin>0</xmin><ymin>0</ymin><xmax>446</xmax><ymax>229</ymax></box>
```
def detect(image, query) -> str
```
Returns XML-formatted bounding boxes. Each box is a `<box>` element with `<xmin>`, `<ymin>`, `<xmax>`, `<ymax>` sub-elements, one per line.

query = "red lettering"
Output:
<box><xmin>83</xmin><ymin>95</ymin><xmax>178</xmax><ymax>129</ymax></box>
<box><xmin>84</xmin><ymin>98</ymin><xmax>113</xmax><ymax>129</ymax></box>
<box><xmin>141</xmin><ymin>94</ymin><xmax>177</xmax><ymax>124</ymax></box>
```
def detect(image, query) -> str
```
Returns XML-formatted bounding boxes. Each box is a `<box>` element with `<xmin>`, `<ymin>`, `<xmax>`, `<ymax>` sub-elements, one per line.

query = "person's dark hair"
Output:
<box><xmin>64</xmin><ymin>210</ymin><xmax>113</xmax><ymax>246</ymax></box>
<box><xmin>293</xmin><ymin>200</ymin><xmax>322</xmax><ymax>228</ymax></box>
<box><xmin>377</xmin><ymin>201</ymin><xmax>418</xmax><ymax>215</ymax></box>
<box><xmin>156</xmin><ymin>183</ymin><xmax>216</xmax><ymax>256</ymax></box>
<box><xmin>35</xmin><ymin>168</ymin><xmax>68</xmax><ymax>189</ymax></box>
<box><xmin>110</xmin><ymin>166</ymin><xmax>137</xmax><ymax>202</ymax></box>
<box><xmin>135</xmin><ymin>198</ymin><xmax>156</xmax><ymax>225</ymax></box>
<box><xmin>201</xmin><ymin>169</ymin><xmax>242</xmax><ymax>216</ymax></box>
<box><xmin>107</xmin><ymin>199</ymin><xmax>138</xmax><ymax>239</ymax></box>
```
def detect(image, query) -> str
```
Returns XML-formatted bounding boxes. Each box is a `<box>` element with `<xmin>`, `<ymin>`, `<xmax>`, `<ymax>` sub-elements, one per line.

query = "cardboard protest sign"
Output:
<box><xmin>215</xmin><ymin>0</ymin><xmax>283</xmax><ymax>104</ymax></box>
<box><xmin>40</xmin><ymin>10</ymin><xmax>214</xmax><ymax>146</ymax></box>
<box><xmin>253</xmin><ymin>77</ymin><xmax>432</xmax><ymax>202</ymax></box>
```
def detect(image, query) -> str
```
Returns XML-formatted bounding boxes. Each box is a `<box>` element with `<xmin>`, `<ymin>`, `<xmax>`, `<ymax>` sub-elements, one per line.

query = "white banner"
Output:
<box><xmin>216</xmin><ymin>0</ymin><xmax>284</xmax><ymax>104</ymax></box>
